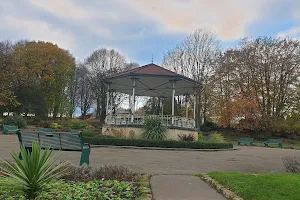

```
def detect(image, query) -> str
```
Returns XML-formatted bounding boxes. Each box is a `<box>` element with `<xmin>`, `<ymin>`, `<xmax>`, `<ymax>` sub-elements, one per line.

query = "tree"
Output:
<box><xmin>84</xmin><ymin>49</ymin><xmax>126</xmax><ymax>122</ymax></box>
<box><xmin>66</xmin><ymin>65</ymin><xmax>79</xmax><ymax>118</ymax></box>
<box><xmin>163</xmin><ymin>29</ymin><xmax>220</xmax><ymax>127</ymax></box>
<box><xmin>13</xmin><ymin>41</ymin><xmax>76</xmax><ymax>118</ymax></box>
<box><xmin>214</xmin><ymin>37</ymin><xmax>300</xmax><ymax>129</ymax></box>
<box><xmin>124</xmin><ymin>62</ymin><xmax>139</xmax><ymax>71</ymax></box>
<box><xmin>0</xmin><ymin>40</ymin><xmax>19</xmax><ymax>113</ymax></box>
<box><xmin>76</xmin><ymin>64</ymin><xmax>94</xmax><ymax>120</ymax></box>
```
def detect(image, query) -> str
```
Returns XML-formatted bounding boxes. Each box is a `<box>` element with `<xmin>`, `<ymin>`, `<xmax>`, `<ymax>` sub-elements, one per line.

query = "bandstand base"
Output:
<box><xmin>102</xmin><ymin>124</ymin><xmax>198</xmax><ymax>141</ymax></box>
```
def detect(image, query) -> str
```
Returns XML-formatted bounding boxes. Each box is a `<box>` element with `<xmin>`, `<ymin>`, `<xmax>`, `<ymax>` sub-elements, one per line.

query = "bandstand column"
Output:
<box><xmin>160</xmin><ymin>97</ymin><xmax>164</xmax><ymax>116</ymax></box>
<box><xmin>131</xmin><ymin>78</ymin><xmax>136</xmax><ymax>123</ymax></box>
<box><xmin>105</xmin><ymin>84</ymin><xmax>110</xmax><ymax>123</ymax></box>
<box><xmin>185</xmin><ymin>94</ymin><xmax>188</xmax><ymax>119</ymax></box>
<box><xmin>193</xmin><ymin>89</ymin><xmax>196</xmax><ymax>127</ymax></box>
<box><xmin>172</xmin><ymin>81</ymin><xmax>175</xmax><ymax>125</ymax></box>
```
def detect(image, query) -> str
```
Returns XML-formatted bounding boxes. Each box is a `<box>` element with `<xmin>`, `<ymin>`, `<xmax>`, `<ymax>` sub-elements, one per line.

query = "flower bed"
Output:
<box><xmin>0</xmin><ymin>178</ymin><xmax>139</xmax><ymax>200</ymax></box>
<box><xmin>84</xmin><ymin>137</ymin><xmax>233</xmax><ymax>149</ymax></box>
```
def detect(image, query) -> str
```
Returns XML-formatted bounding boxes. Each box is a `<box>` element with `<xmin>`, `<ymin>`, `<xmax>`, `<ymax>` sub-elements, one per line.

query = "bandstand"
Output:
<box><xmin>102</xmin><ymin>64</ymin><xmax>200</xmax><ymax>140</ymax></box>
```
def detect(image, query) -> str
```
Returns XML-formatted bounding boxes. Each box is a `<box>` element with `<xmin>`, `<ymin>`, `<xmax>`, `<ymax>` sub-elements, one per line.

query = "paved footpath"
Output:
<box><xmin>2</xmin><ymin>135</ymin><xmax>299</xmax><ymax>199</ymax></box>
<box><xmin>151</xmin><ymin>175</ymin><xmax>225</xmax><ymax>200</ymax></box>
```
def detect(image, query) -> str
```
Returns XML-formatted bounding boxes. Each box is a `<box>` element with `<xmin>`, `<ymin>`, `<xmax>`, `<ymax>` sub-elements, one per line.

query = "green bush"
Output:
<box><xmin>69</xmin><ymin>120</ymin><xmax>87</xmax><ymax>129</ymax></box>
<box><xmin>208</xmin><ymin>132</ymin><xmax>225</xmax><ymax>143</ymax></box>
<box><xmin>200</xmin><ymin>121</ymin><xmax>218</xmax><ymax>132</ymax></box>
<box><xmin>3</xmin><ymin>116</ymin><xmax>27</xmax><ymax>128</ymax></box>
<box><xmin>86</xmin><ymin>124</ymin><xmax>95</xmax><ymax>130</ymax></box>
<box><xmin>60</xmin><ymin>164</ymin><xmax>139</xmax><ymax>182</ymax></box>
<box><xmin>0</xmin><ymin>178</ymin><xmax>139</xmax><ymax>200</ymax></box>
<box><xmin>198</xmin><ymin>132</ymin><xmax>204</xmax><ymax>141</ymax></box>
<box><xmin>82</xmin><ymin>129</ymin><xmax>97</xmax><ymax>137</ymax></box>
<box><xmin>50</xmin><ymin>122</ymin><xmax>62</xmax><ymax>129</ymax></box>
<box><xmin>83</xmin><ymin>137</ymin><xmax>233</xmax><ymax>149</ymax></box>
<box><xmin>142</xmin><ymin>117</ymin><xmax>168</xmax><ymax>140</ymax></box>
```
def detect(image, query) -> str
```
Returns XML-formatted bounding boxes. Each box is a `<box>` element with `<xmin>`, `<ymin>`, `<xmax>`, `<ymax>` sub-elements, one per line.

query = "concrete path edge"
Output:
<box><xmin>200</xmin><ymin>173</ymin><xmax>243</xmax><ymax>200</ymax></box>
<box><xmin>91</xmin><ymin>145</ymin><xmax>237</xmax><ymax>152</ymax></box>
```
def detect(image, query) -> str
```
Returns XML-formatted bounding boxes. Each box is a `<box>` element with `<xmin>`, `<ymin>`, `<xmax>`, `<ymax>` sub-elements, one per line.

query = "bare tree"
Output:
<box><xmin>124</xmin><ymin>62</ymin><xmax>139</xmax><ymax>71</ymax></box>
<box><xmin>77</xmin><ymin>64</ymin><xmax>94</xmax><ymax>120</ymax></box>
<box><xmin>163</xmin><ymin>29</ymin><xmax>220</xmax><ymax>127</ymax></box>
<box><xmin>66</xmin><ymin>65</ymin><xmax>79</xmax><ymax>118</ymax></box>
<box><xmin>84</xmin><ymin>48</ymin><xmax>126</xmax><ymax>122</ymax></box>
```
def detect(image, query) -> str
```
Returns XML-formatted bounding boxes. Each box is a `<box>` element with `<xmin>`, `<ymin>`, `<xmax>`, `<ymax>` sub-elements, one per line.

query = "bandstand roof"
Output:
<box><xmin>104</xmin><ymin>63</ymin><xmax>201</xmax><ymax>97</ymax></box>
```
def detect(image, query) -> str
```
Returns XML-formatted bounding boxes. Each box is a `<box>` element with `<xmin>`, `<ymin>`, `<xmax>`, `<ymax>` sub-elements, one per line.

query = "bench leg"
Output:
<box><xmin>80</xmin><ymin>148</ymin><xmax>90</xmax><ymax>166</ymax></box>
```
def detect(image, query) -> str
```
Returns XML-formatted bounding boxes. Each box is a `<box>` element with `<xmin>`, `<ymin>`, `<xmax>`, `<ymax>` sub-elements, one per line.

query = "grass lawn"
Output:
<box><xmin>207</xmin><ymin>172</ymin><xmax>300</xmax><ymax>200</ymax></box>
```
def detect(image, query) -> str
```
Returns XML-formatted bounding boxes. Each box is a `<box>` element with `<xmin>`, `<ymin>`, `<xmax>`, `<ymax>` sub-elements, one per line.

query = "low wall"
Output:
<box><xmin>102</xmin><ymin>125</ymin><xmax>198</xmax><ymax>141</ymax></box>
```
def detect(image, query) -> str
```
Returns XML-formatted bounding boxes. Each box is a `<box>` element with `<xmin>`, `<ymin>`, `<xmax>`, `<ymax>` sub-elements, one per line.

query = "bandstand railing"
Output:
<box><xmin>106</xmin><ymin>114</ymin><xmax>196</xmax><ymax>129</ymax></box>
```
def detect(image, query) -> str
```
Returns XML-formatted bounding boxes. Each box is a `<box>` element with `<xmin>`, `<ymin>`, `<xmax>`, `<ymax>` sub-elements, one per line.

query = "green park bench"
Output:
<box><xmin>17</xmin><ymin>131</ymin><xmax>90</xmax><ymax>166</ymax></box>
<box><xmin>238</xmin><ymin>137</ymin><xmax>254</xmax><ymax>145</ymax></box>
<box><xmin>264</xmin><ymin>139</ymin><xmax>283</xmax><ymax>148</ymax></box>
<box><xmin>38</xmin><ymin>128</ymin><xmax>53</xmax><ymax>132</ymax></box>
<box><xmin>2</xmin><ymin>125</ymin><xmax>19</xmax><ymax>134</ymax></box>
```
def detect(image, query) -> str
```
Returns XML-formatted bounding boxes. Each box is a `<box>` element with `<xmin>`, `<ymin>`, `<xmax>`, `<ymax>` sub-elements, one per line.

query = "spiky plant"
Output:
<box><xmin>0</xmin><ymin>141</ymin><xmax>69</xmax><ymax>199</ymax></box>
<box><xmin>142</xmin><ymin>117</ymin><xmax>168</xmax><ymax>140</ymax></box>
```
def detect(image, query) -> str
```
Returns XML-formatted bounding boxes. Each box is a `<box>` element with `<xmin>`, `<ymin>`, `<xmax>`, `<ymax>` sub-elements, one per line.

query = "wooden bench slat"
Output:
<box><xmin>60</xmin><ymin>133</ymin><xmax>82</xmax><ymax>150</ymax></box>
<box><xmin>21</xmin><ymin>132</ymin><xmax>39</xmax><ymax>147</ymax></box>
<box><xmin>39</xmin><ymin>134</ymin><xmax>61</xmax><ymax>149</ymax></box>
<box><xmin>17</xmin><ymin>130</ymin><xmax>90</xmax><ymax>166</ymax></box>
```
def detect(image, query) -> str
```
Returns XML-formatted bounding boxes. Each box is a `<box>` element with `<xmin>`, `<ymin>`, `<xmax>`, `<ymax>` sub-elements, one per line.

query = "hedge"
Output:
<box><xmin>83</xmin><ymin>137</ymin><xmax>233</xmax><ymax>149</ymax></box>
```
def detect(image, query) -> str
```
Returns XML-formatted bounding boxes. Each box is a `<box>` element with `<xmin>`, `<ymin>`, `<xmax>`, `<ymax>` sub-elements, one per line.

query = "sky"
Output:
<box><xmin>1</xmin><ymin>0</ymin><xmax>300</xmax><ymax>65</ymax></box>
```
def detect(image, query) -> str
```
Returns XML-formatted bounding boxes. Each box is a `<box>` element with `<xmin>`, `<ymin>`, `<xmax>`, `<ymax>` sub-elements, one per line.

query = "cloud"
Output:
<box><xmin>28</xmin><ymin>0</ymin><xmax>114</xmax><ymax>21</ymax></box>
<box><xmin>27</xmin><ymin>0</ymin><xmax>270</xmax><ymax>41</ymax></box>
<box><xmin>1</xmin><ymin>16</ymin><xmax>77</xmax><ymax>51</ymax></box>
<box><xmin>0</xmin><ymin>0</ymin><xmax>293</xmax><ymax>64</ymax></box>
<box><xmin>277</xmin><ymin>26</ymin><xmax>300</xmax><ymax>38</ymax></box>
<box><xmin>128</xmin><ymin>0</ymin><xmax>269</xmax><ymax>41</ymax></box>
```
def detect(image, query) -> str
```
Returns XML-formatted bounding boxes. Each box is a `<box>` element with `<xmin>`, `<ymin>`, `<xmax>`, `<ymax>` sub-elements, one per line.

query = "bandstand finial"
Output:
<box><xmin>151</xmin><ymin>54</ymin><xmax>153</xmax><ymax>64</ymax></box>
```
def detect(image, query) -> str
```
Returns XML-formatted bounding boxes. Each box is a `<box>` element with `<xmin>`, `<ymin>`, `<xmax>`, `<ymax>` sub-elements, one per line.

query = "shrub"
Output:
<box><xmin>92</xmin><ymin>165</ymin><xmax>138</xmax><ymax>182</ymax></box>
<box><xmin>208</xmin><ymin>132</ymin><xmax>225</xmax><ymax>143</ymax></box>
<box><xmin>283</xmin><ymin>156</ymin><xmax>300</xmax><ymax>173</ymax></box>
<box><xmin>39</xmin><ymin>120</ymin><xmax>52</xmax><ymax>128</ymax></box>
<box><xmin>0</xmin><ymin>178</ymin><xmax>140</xmax><ymax>200</ymax></box>
<box><xmin>3</xmin><ymin>116</ymin><xmax>27</xmax><ymax>128</ymax></box>
<box><xmin>50</xmin><ymin>122</ymin><xmax>62</xmax><ymax>129</ymax></box>
<box><xmin>82</xmin><ymin>129</ymin><xmax>97</xmax><ymax>137</ymax></box>
<box><xmin>69</xmin><ymin>119</ymin><xmax>87</xmax><ymax>129</ymax></box>
<box><xmin>59</xmin><ymin>164</ymin><xmax>91</xmax><ymax>182</ymax></box>
<box><xmin>178</xmin><ymin>133</ymin><xmax>195</xmax><ymax>141</ymax></box>
<box><xmin>83</xmin><ymin>137</ymin><xmax>233</xmax><ymax>149</ymax></box>
<box><xmin>60</xmin><ymin>164</ymin><xmax>138</xmax><ymax>182</ymax></box>
<box><xmin>142</xmin><ymin>117</ymin><xmax>167</xmax><ymax>140</ymax></box>
<box><xmin>0</xmin><ymin>141</ymin><xmax>69</xmax><ymax>199</ymax></box>
<box><xmin>86</xmin><ymin>124</ymin><xmax>95</xmax><ymax>130</ymax></box>
<box><xmin>200</xmin><ymin>121</ymin><xmax>218</xmax><ymax>132</ymax></box>
<box><xmin>198</xmin><ymin>132</ymin><xmax>204</xmax><ymax>141</ymax></box>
